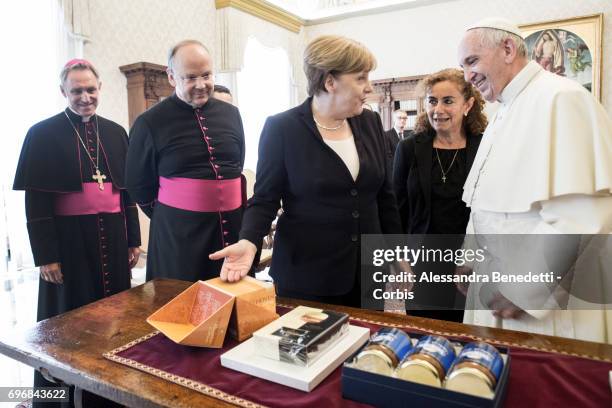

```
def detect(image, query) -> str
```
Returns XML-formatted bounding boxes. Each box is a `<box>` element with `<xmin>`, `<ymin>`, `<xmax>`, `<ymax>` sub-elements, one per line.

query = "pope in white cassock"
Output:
<box><xmin>457</xmin><ymin>18</ymin><xmax>612</xmax><ymax>343</ymax></box>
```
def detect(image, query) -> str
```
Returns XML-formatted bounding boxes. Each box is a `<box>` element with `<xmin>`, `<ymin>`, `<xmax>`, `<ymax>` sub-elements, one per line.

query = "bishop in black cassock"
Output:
<box><xmin>126</xmin><ymin>40</ymin><xmax>245</xmax><ymax>282</ymax></box>
<box><xmin>14</xmin><ymin>61</ymin><xmax>140</xmax><ymax>321</ymax></box>
<box><xmin>13</xmin><ymin>59</ymin><xmax>140</xmax><ymax>407</ymax></box>
<box><xmin>14</xmin><ymin>107</ymin><xmax>141</xmax><ymax>322</ymax></box>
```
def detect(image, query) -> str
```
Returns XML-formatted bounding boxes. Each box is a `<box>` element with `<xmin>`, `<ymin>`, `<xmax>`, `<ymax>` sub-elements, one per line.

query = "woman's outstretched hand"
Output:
<box><xmin>209</xmin><ymin>239</ymin><xmax>258</xmax><ymax>282</ymax></box>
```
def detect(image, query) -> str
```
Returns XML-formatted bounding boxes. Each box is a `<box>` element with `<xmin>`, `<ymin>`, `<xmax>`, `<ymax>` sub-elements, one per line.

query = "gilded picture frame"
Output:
<box><xmin>520</xmin><ymin>14</ymin><xmax>603</xmax><ymax>101</ymax></box>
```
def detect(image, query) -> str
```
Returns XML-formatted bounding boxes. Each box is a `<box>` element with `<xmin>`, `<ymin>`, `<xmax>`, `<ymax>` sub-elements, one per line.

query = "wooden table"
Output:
<box><xmin>1</xmin><ymin>279</ymin><xmax>611</xmax><ymax>407</ymax></box>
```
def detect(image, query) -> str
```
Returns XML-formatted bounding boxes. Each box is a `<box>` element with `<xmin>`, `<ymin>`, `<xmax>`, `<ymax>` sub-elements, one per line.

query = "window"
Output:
<box><xmin>0</xmin><ymin>0</ymin><xmax>79</xmax><ymax>387</ymax></box>
<box><xmin>0</xmin><ymin>0</ymin><xmax>77</xmax><ymax>270</ymax></box>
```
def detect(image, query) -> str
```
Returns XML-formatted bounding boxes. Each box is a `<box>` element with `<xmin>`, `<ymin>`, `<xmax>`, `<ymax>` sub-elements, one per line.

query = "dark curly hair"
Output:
<box><xmin>414</xmin><ymin>68</ymin><xmax>487</xmax><ymax>136</ymax></box>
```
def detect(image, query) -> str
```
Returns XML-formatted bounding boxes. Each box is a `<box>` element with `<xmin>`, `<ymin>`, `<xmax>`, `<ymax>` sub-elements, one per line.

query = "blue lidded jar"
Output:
<box><xmin>395</xmin><ymin>335</ymin><xmax>456</xmax><ymax>387</ymax></box>
<box><xmin>353</xmin><ymin>328</ymin><xmax>413</xmax><ymax>376</ymax></box>
<box><xmin>444</xmin><ymin>341</ymin><xmax>504</xmax><ymax>398</ymax></box>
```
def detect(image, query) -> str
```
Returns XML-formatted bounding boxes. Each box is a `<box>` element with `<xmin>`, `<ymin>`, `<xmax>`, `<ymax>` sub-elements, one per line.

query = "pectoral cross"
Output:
<box><xmin>92</xmin><ymin>169</ymin><xmax>107</xmax><ymax>190</ymax></box>
<box><xmin>442</xmin><ymin>175</ymin><xmax>447</xmax><ymax>183</ymax></box>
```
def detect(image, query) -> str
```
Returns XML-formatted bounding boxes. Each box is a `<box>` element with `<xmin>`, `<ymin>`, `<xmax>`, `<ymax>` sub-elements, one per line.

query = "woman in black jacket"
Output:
<box><xmin>211</xmin><ymin>35</ymin><xmax>402</xmax><ymax>308</ymax></box>
<box><xmin>393</xmin><ymin>68</ymin><xmax>487</xmax><ymax>321</ymax></box>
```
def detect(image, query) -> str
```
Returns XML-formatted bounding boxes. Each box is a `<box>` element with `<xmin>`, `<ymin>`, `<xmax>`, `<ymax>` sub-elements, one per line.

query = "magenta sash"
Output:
<box><xmin>157</xmin><ymin>177</ymin><xmax>242</xmax><ymax>212</ymax></box>
<box><xmin>55</xmin><ymin>183</ymin><xmax>121</xmax><ymax>216</ymax></box>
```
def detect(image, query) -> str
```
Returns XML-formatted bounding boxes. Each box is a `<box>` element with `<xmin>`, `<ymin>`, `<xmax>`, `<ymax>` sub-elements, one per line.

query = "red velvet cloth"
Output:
<box><xmin>112</xmin><ymin>314</ymin><xmax>612</xmax><ymax>408</ymax></box>
<box><xmin>504</xmin><ymin>350</ymin><xmax>611</xmax><ymax>408</ymax></box>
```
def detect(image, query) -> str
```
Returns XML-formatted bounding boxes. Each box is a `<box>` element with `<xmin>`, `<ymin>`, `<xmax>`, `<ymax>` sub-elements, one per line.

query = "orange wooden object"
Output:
<box><xmin>147</xmin><ymin>281</ymin><xmax>235</xmax><ymax>348</ymax></box>
<box><xmin>205</xmin><ymin>276</ymin><xmax>279</xmax><ymax>341</ymax></box>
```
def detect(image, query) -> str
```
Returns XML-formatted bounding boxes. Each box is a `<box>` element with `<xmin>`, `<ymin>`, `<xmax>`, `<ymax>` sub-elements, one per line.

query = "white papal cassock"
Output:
<box><xmin>462</xmin><ymin>61</ymin><xmax>612</xmax><ymax>343</ymax></box>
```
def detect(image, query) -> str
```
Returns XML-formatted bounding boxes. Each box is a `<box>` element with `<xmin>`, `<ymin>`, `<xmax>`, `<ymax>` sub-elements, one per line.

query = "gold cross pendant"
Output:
<box><xmin>92</xmin><ymin>169</ymin><xmax>107</xmax><ymax>190</ymax></box>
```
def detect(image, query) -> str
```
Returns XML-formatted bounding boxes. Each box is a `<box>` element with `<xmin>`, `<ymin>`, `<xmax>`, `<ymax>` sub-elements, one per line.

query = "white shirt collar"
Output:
<box><xmin>498</xmin><ymin>61</ymin><xmax>542</xmax><ymax>105</ymax></box>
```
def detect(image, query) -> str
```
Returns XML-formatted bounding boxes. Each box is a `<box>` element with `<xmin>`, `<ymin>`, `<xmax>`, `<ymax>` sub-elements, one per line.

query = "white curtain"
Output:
<box><xmin>61</xmin><ymin>0</ymin><xmax>92</xmax><ymax>41</ymax></box>
<box><xmin>236</xmin><ymin>37</ymin><xmax>292</xmax><ymax>173</ymax></box>
<box><xmin>0</xmin><ymin>0</ymin><xmax>83</xmax><ymax>274</ymax></box>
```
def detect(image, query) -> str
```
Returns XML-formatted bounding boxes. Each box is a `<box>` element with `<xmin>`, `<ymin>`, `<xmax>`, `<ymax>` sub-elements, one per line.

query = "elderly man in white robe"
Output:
<box><xmin>457</xmin><ymin>18</ymin><xmax>612</xmax><ymax>343</ymax></box>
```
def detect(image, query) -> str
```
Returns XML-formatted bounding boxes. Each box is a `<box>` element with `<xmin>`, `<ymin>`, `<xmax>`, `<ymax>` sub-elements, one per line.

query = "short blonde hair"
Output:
<box><xmin>303</xmin><ymin>35</ymin><xmax>376</xmax><ymax>97</ymax></box>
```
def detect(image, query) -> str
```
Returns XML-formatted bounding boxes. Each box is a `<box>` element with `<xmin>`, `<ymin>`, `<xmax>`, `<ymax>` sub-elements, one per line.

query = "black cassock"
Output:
<box><xmin>126</xmin><ymin>94</ymin><xmax>245</xmax><ymax>281</ymax></box>
<box><xmin>13</xmin><ymin>108</ymin><xmax>141</xmax><ymax>322</ymax></box>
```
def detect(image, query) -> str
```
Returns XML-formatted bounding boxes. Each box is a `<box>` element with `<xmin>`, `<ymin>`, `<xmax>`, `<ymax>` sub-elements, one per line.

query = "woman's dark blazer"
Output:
<box><xmin>392</xmin><ymin>130</ymin><xmax>482</xmax><ymax>234</ymax></box>
<box><xmin>240</xmin><ymin>98</ymin><xmax>402</xmax><ymax>296</ymax></box>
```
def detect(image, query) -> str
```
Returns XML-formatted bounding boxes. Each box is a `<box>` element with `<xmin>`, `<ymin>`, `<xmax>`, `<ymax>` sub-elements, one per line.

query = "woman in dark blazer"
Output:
<box><xmin>211</xmin><ymin>35</ymin><xmax>402</xmax><ymax>308</ymax></box>
<box><xmin>393</xmin><ymin>68</ymin><xmax>487</xmax><ymax>321</ymax></box>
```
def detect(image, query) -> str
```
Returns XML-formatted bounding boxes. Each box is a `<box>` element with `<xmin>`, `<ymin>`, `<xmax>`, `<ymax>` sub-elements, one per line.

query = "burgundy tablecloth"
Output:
<box><xmin>105</xmin><ymin>309</ymin><xmax>612</xmax><ymax>408</ymax></box>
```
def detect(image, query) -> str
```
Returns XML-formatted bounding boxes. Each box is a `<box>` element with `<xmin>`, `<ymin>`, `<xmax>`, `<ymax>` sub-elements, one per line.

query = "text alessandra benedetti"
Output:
<box><xmin>373</xmin><ymin>271</ymin><xmax>557</xmax><ymax>283</ymax></box>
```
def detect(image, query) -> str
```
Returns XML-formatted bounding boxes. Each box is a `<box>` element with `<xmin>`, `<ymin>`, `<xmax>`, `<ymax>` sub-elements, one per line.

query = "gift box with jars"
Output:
<box><xmin>342</xmin><ymin>327</ymin><xmax>510</xmax><ymax>408</ymax></box>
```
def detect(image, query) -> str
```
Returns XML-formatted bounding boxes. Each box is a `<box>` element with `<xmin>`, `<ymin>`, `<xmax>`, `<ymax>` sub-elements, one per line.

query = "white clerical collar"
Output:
<box><xmin>67</xmin><ymin>106</ymin><xmax>92</xmax><ymax>122</ymax></box>
<box><xmin>498</xmin><ymin>61</ymin><xmax>541</xmax><ymax>105</ymax></box>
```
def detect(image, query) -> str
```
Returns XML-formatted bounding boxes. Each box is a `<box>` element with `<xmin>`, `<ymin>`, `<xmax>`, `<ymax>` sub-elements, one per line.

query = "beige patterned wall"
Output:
<box><xmin>84</xmin><ymin>0</ymin><xmax>217</xmax><ymax>129</ymax></box>
<box><xmin>305</xmin><ymin>0</ymin><xmax>612</xmax><ymax>114</ymax></box>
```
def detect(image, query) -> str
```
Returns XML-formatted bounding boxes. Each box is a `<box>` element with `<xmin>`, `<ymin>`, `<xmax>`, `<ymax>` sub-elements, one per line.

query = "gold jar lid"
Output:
<box><xmin>452</xmin><ymin>361</ymin><xmax>497</xmax><ymax>387</ymax></box>
<box><xmin>354</xmin><ymin>349</ymin><xmax>394</xmax><ymax>376</ymax></box>
<box><xmin>395</xmin><ymin>358</ymin><xmax>441</xmax><ymax>387</ymax></box>
<box><xmin>367</xmin><ymin>343</ymin><xmax>401</xmax><ymax>367</ymax></box>
<box><xmin>445</xmin><ymin>366</ymin><xmax>495</xmax><ymax>398</ymax></box>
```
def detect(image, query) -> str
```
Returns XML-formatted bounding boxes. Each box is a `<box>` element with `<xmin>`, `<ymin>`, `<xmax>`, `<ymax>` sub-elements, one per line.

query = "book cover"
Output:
<box><xmin>253</xmin><ymin>306</ymin><xmax>349</xmax><ymax>366</ymax></box>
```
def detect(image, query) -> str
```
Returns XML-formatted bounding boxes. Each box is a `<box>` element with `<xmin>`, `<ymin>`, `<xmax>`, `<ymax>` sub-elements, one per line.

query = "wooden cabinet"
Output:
<box><xmin>366</xmin><ymin>74</ymin><xmax>424</xmax><ymax>131</ymax></box>
<box><xmin>119</xmin><ymin>62</ymin><xmax>174</xmax><ymax>127</ymax></box>
<box><xmin>119</xmin><ymin>62</ymin><xmax>174</xmax><ymax>252</ymax></box>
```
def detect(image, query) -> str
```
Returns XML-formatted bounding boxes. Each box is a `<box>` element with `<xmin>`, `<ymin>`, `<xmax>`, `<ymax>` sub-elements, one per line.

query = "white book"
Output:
<box><xmin>221</xmin><ymin>325</ymin><xmax>370</xmax><ymax>392</ymax></box>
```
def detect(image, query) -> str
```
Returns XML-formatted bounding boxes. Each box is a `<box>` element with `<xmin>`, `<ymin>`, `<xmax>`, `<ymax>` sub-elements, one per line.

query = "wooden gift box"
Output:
<box><xmin>146</xmin><ymin>280</ymin><xmax>235</xmax><ymax>348</ymax></box>
<box><xmin>205</xmin><ymin>276</ymin><xmax>278</xmax><ymax>341</ymax></box>
<box><xmin>147</xmin><ymin>277</ymin><xmax>278</xmax><ymax>347</ymax></box>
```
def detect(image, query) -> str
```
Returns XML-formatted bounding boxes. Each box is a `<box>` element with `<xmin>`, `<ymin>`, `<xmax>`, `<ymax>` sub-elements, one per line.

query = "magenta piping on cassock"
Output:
<box><xmin>157</xmin><ymin>176</ymin><xmax>242</xmax><ymax>212</ymax></box>
<box><xmin>55</xmin><ymin>182</ymin><xmax>121</xmax><ymax>216</ymax></box>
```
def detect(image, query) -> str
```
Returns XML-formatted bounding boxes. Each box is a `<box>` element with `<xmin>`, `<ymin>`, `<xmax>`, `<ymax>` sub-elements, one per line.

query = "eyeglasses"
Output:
<box><xmin>175</xmin><ymin>72</ymin><xmax>214</xmax><ymax>84</ymax></box>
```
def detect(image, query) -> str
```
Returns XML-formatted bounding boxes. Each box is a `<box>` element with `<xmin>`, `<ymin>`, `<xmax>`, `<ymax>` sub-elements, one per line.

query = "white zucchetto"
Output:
<box><xmin>466</xmin><ymin>17</ymin><xmax>523</xmax><ymax>37</ymax></box>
